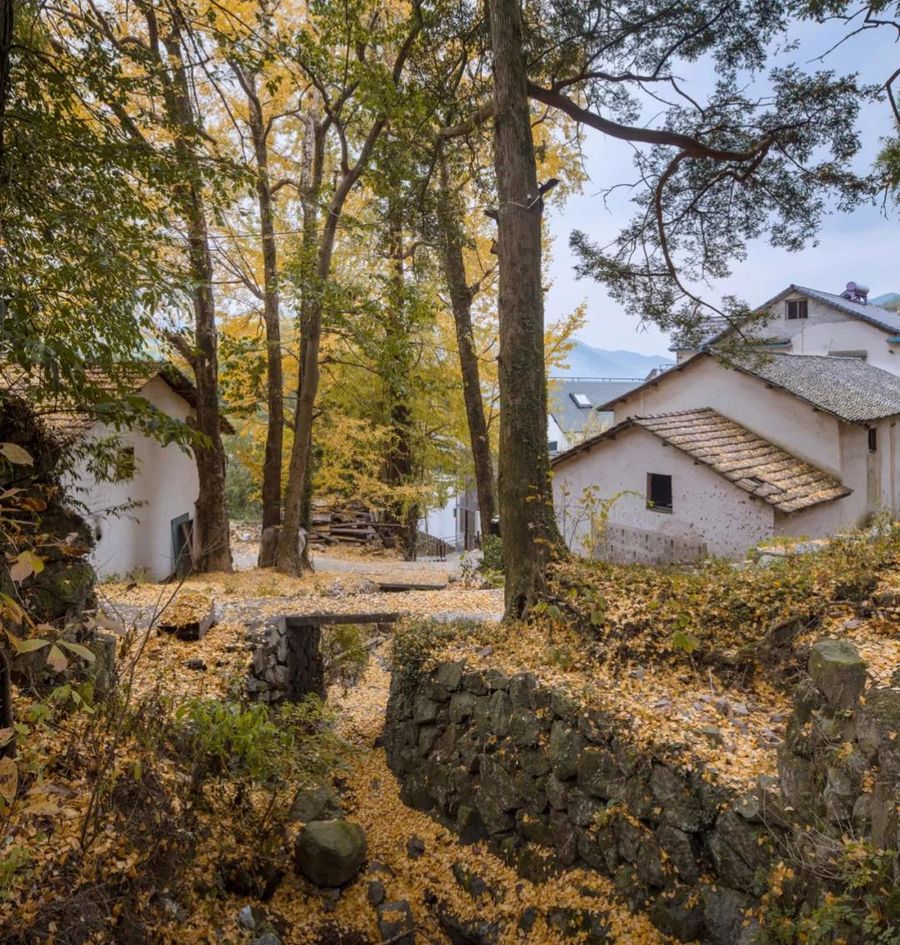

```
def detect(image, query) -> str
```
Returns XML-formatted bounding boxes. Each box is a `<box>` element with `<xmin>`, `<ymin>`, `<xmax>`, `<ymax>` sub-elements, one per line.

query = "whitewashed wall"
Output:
<box><xmin>762</xmin><ymin>294</ymin><xmax>899</xmax><ymax>374</ymax></box>
<box><xmin>611</xmin><ymin>357</ymin><xmax>845</xmax><ymax>475</ymax></box>
<box><xmin>547</xmin><ymin>413</ymin><xmax>568</xmax><ymax>453</ymax></box>
<box><xmin>677</xmin><ymin>293</ymin><xmax>900</xmax><ymax>374</ymax></box>
<box><xmin>68</xmin><ymin>376</ymin><xmax>199</xmax><ymax>581</ymax></box>
<box><xmin>419</xmin><ymin>493</ymin><xmax>460</xmax><ymax>549</ymax></box>
<box><xmin>611</xmin><ymin>358</ymin><xmax>900</xmax><ymax>534</ymax></box>
<box><xmin>552</xmin><ymin>426</ymin><xmax>774</xmax><ymax>561</ymax></box>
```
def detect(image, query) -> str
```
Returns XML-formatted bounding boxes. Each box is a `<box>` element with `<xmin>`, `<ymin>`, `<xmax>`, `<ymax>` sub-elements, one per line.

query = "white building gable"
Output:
<box><xmin>67</xmin><ymin>372</ymin><xmax>201</xmax><ymax>581</ymax></box>
<box><xmin>553</xmin><ymin>353</ymin><xmax>900</xmax><ymax>564</ymax></box>
<box><xmin>673</xmin><ymin>284</ymin><xmax>900</xmax><ymax>375</ymax></box>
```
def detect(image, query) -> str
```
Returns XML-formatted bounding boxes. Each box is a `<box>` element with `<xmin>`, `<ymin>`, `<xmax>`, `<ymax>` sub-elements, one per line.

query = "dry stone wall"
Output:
<box><xmin>385</xmin><ymin>639</ymin><xmax>900</xmax><ymax>944</ymax></box>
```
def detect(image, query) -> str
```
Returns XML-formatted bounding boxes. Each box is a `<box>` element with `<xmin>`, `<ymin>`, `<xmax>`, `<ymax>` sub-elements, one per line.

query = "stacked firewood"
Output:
<box><xmin>308</xmin><ymin>503</ymin><xmax>401</xmax><ymax>548</ymax></box>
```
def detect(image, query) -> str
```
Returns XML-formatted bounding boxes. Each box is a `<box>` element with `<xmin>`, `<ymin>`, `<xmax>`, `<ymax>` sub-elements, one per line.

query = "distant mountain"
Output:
<box><xmin>552</xmin><ymin>340</ymin><xmax>673</xmax><ymax>379</ymax></box>
<box><xmin>872</xmin><ymin>292</ymin><xmax>900</xmax><ymax>312</ymax></box>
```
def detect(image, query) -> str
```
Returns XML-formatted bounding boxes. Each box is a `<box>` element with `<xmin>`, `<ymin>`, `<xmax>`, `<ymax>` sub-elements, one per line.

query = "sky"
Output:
<box><xmin>544</xmin><ymin>16</ymin><xmax>900</xmax><ymax>358</ymax></box>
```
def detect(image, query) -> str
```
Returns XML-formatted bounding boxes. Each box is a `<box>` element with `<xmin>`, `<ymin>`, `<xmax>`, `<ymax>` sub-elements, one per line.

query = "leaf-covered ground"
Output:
<box><xmin>4</xmin><ymin>537</ymin><xmax>899</xmax><ymax>944</ymax></box>
<box><xmin>2</xmin><ymin>558</ymin><xmax>665</xmax><ymax>945</ymax></box>
<box><xmin>427</xmin><ymin>530</ymin><xmax>900</xmax><ymax>789</ymax></box>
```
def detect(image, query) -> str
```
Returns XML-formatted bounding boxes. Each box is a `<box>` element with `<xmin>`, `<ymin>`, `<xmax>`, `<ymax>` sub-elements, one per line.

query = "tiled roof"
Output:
<box><xmin>795</xmin><ymin>286</ymin><xmax>900</xmax><ymax>335</ymax></box>
<box><xmin>597</xmin><ymin>351</ymin><xmax>900</xmax><ymax>423</ymax></box>
<box><xmin>671</xmin><ymin>284</ymin><xmax>900</xmax><ymax>351</ymax></box>
<box><xmin>738</xmin><ymin>353</ymin><xmax>900</xmax><ymax>422</ymax></box>
<box><xmin>0</xmin><ymin>362</ymin><xmax>234</xmax><ymax>437</ymax></box>
<box><xmin>552</xmin><ymin>407</ymin><xmax>851</xmax><ymax>513</ymax></box>
<box><xmin>547</xmin><ymin>377</ymin><xmax>643</xmax><ymax>436</ymax></box>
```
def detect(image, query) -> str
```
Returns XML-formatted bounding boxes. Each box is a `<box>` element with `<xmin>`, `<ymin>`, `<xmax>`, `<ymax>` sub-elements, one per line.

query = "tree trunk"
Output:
<box><xmin>184</xmin><ymin>182</ymin><xmax>233</xmax><ymax>573</ymax></box>
<box><xmin>383</xmin><ymin>206</ymin><xmax>418</xmax><ymax>561</ymax></box>
<box><xmin>275</xmin><ymin>116</ymin><xmax>385</xmax><ymax>574</ymax></box>
<box><xmin>161</xmin><ymin>26</ymin><xmax>232</xmax><ymax>573</ymax></box>
<box><xmin>435</xmin><ymin>157</ymin><xmax>497</xmax><ymax>537</ymax></box>
<box><xmin>275</xmin><ymin>115</ymin><xmax>326</xmax><ymax>575</ymax></box>
<box><xmin>240</xmin><ymin>69</ymin><xmax>284</xmax><ymax>565</ymax></box>
<box><xmin>488</xmin><ymin>0</ymin><xmax>561</xmax><ymax>617</ymax></box>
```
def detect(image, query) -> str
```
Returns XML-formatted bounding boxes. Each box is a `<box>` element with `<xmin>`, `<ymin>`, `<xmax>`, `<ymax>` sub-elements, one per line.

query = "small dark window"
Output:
<box><xmin>786</xmin><ymin>299</ymin><xmax>808</xmax><ymax>320</ymax></box>
<box><xmin>868</xmin><ymin>428</ymin><xmax>877</xmax><ymax>453</ymax></box>
<box><xmin>647</xmin><ymin>473</ymin><xmax>673</xmax><ymax>512</ymax></box>
<box><xmin>548</xmin><ymin>440</ymin><xmax>558</xmax><ymax>453</ymax></box>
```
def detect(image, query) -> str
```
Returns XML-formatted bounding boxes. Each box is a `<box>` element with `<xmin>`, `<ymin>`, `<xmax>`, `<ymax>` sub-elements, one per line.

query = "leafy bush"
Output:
<box><xmin>173</xmin><ymin>696</ymin><xmax>342</xmax><ymax>788</ymax></box>
<box><xmin>545</xmin><ymin>527</ymin><xmax>900</xmax><ymax>670</ymax></box>
<box><xmin>758</xmin><ymin>844</ymin><xmax>900</xmax><ymax>945</ymax></box>
<box><xmin>321</xmin><ymin>623</ymin><xmax>368</xmax><ymax>688</ymax></box>
<box><xmin>481</xmin><ymin>534</ymin><xmax>504</xmax><ymax>574</ymax></box>
<box><xmin>392</xmin><ymin>618</ymin><xmax>494</xmax><ymax>681</ymax></box>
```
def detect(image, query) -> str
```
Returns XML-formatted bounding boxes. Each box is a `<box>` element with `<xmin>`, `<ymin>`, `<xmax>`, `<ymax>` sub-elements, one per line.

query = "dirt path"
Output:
<box><xmin>262</xmin><ymin>636</ymin><xmax>670</xmax><ymax>945</ymax></box>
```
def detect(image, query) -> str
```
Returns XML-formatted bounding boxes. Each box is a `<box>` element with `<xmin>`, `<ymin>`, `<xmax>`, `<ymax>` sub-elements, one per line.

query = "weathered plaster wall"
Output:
<box><xmin>385</xmin><ymin>642</ymin><xmax>900</xmax><ymax>945</ymax></box>
<box><xmin>552</xmin><ymin>425</ymin><xmax>774</xmax><ymax>562</ymax></box>
<box><xmin>676</xmin><ymin>292</ymin><xmax>900</xmax><ymax>375</ymax></box>
<box><xmin>611</xmin><ymin>357</ymin><xmax>844</xmax><ymax>476</ymax></box>
<box><xmin>762</xmin><ymin>293</ymin><xmax>898</xmax><ymax>374</ymax></box>
<box><xmin>68</xmin><ymin>376</ymin><xmax>199</xmax><ymax>581</ymax></box>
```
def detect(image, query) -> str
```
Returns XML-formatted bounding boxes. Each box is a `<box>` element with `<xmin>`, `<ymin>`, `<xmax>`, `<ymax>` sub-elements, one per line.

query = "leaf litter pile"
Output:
<box><xmin>3</xmin><ymin>534</ymin><xmax>900</xmax><ymax>944</ymax></box>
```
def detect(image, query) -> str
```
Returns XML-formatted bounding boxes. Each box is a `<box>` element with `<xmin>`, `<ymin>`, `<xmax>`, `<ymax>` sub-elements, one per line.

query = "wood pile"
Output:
<box><xmin>309</xmin><ymin>503</ymin><xmax>402</xmax><ymax>548</ymax></box>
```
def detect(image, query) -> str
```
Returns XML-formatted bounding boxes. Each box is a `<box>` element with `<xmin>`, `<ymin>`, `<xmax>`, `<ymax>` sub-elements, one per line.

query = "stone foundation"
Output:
<box><xmin>385</xmin><ymin>639</ymin><xmax>900</xmax><ymax>944</ymax></box>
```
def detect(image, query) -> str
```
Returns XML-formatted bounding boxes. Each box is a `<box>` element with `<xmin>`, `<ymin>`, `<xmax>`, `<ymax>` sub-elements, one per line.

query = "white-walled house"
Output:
<box><xmin>64</xmin><ymin>366</ymin><xmax>214</xmax><ymax>581</ymax></box>
<box><xmin>547</xmin><ymin>377</ymin><xmax>643</xmax><ymax>453</ymax></box>
<box><xmin>418</xmin><ymin>485</ymin><xmax>481</xmax><ymax>552</ymax></box>
<box><xmin>673</xmin><ymin>283</ymin><xmax>900</xmax><ymax>374</ymax></box>
<box><xmin>552</xmin><ymin>352</ymin><xmax>900</xmax><ymax>564</ymax></box>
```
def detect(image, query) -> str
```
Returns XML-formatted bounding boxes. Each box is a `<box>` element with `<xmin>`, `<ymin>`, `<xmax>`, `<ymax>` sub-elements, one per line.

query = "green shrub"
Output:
<box><xmin>392</xmin><ymin>618</ymin><xmax>494</xmax><ymax>681</ymax></box>
<box><xmin>757</xmin><ymin>843</ymin><xmax>900</xmax><ymax>945</ymax></box>
<box><xmin>480</xmin><ymin>534</ymin><xmax>504</xmax><ymax>573</ymax></box>
<box><xmin>546</xmin><ymin>527</ymin><xmax>900</xmax><ymax>669</ymax></box>
<box><xmin>321</xmin><ymin>623</ymin><xmax>368</xmax><ymax>687</ymax></box>
<box><xmin>172</xmin><ymin>696</ymin><xmax>342</xmax><ymax>788</ymax></box>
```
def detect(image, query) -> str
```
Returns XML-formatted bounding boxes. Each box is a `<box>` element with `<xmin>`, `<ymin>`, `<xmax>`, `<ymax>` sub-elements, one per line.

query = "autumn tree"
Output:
<box><xmin>431</xmin><ymin>154</ymin><xmax>498</xmax><ymax>538</ymax></box>
<box><xmin>1</xmin><ymin>4</ymin><xmax>171</xmax><ymax>413</ymax></box>
<box><xmin>486</xmin><ymin>0</ymin><xmax>560</xmax><ymax>616</ymax></box>
<box><xmin>225</xmin><ymin>53</ymin><xmax>287</xmax><ymax>559</ymax></box>
<box><xmin>273</xmin><ymin>0</ymin><xmax>424</xmax><ymax>574</ymax></box>
<box><xmin>63</xmin><ymin>0</ymin><xmax>238</xmax><ymax>572</ymax></box>
<box><xmin>200</xmin><ymin>3</ymin><xmax>313</xmax><ymax>564</ymax></box>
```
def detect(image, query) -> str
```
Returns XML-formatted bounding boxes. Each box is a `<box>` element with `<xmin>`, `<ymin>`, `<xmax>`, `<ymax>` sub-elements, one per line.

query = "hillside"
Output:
<box><xmin>554</xmin><ymin>339</ymin><xmax>673</xmax><ymax>379</ymax></box>
<box><xmin>872</xmin><ymin>291</ymin><xmax>900</xmax><ymax>312</ymax></box>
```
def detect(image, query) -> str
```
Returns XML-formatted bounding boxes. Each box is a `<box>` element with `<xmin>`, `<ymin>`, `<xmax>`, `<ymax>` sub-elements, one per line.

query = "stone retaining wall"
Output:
<box><xmin>246</xmin><ymin>617</ymin><xmax>325</xmax><ymax>703</ymax></box>
<box><xmin>385</xmin><ymin>640</ymin><xmax>900</xmax><ymax>944</ymax></box>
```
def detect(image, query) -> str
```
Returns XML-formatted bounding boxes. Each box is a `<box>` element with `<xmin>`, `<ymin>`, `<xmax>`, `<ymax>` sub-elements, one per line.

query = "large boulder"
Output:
<box><xmin>294</xmin><ymin>819</ymin><xmax>366</xmax><ymax>887</ymax></box>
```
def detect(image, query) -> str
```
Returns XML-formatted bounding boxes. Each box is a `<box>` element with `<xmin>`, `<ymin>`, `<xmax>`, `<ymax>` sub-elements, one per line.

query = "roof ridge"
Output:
<box><xmin>554</xmin><ymin>403</ymin><xmax>850</xmax><ymax>513</ymax></box>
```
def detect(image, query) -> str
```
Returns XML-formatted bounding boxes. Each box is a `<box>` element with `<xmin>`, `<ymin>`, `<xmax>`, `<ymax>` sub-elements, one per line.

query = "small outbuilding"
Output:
<box><xmin>552</xmin><ymin>352</ymin><xmax>900</xmax><ymax>564</ymax></box>
<box><xmin>57</xmin><ymin>364</ymin><xmax>225</xmax><ymax>581</ymax></box>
